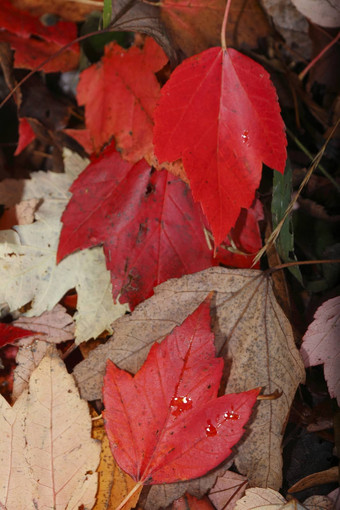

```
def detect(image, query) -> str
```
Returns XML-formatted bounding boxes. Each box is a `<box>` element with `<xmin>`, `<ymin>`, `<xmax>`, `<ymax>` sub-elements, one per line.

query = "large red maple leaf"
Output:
<box><xmin>103</xmin><ymin>299</ymin><xmax>259</xmax><ymax>484</ymax></box>
<box><xmin>57</xmin><ymin>145</ymin><xmax>216</xmax><ymax>309</ymax></box>
<box><xmin>153</xmin><ymin>46</ymin><xmax>287</xmax><ymax>246</ymax></box>
<box><xmin>77</xmin><ymin>37</ymin><xmax>167</xmax><ymax>161</ymax></box>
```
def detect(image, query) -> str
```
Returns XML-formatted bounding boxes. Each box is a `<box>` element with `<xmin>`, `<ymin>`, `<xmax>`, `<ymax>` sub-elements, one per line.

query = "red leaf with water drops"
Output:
<box><xmin>103</xmin><ymin>299</ymin><xmax>260</xmax><ymax>484</ymax></box>
<box><xmin>153</xmin><ymin>46</ymin><xmax>286</xmax><ymax>246</ymax></box>
<box><xmin>0</xmin><ymin>323</ymin><xmax>41</xmax><ymax>348</ymax></box>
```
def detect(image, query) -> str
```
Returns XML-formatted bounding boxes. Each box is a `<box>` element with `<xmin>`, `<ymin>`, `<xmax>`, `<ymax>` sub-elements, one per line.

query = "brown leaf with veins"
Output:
<box><xmin>74</xmin><ymin>267</ymin><xmax>305</xmax><ymax>489</ymax></box>
<box><xmin>12</xmin><ymin>305</ymin><xmax>74</xmax><ymax>400</ymax></box>
<box><xmin>209</xmin><ymin>470</ymin><xmax>248</xmax><ymax>510</ymax></box>
<box><xmin>110</xmin><ymin>0</ymin><xmax>178</xmax><ymax>64</ymax></box>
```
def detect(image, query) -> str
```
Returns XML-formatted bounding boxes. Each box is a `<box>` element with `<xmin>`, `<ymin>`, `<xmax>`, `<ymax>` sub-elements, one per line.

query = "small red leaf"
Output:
<box><xmin>154</xmin><ymin>46</ymin><xmax>286</xmax><ymax>245</ymax></box>
<box><xmin>15</xmin><ymin>118</ymin><xmax>36</xmax><ymax>155</ymax></box>
<box><xmin>103</xmin><ymin>300</ymin><xmax>260</xmax><ymax>484</ymax></box>
<box><xmin>58</xmin><ymin>145</ymin><xmax>219</xmax><ymax>309</ymax></box>
<box><xmin>0</xmin><ymin>323</ymin><xmax>41</xmax><ymax>348</ymax></box>
<box><xmin>77</xmin><ymin>38</ymin><xmax>167</xmax><ymax>160</ymax></box>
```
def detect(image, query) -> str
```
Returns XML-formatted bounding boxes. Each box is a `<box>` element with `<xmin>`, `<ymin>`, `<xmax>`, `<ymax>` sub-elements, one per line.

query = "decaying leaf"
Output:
<box><xmin>0</xmin><ymin>157</ymin><xmax>128</xmax><ymax>343</ymax></box>
<box><xmin>109</xmin><ymin>0</ymin><xmax>178</xmax><ymax>64</ymax></box>
<box><xmin>290</xmin><ymin>0</ymin><xmax>340</xmax><ymax>28</ymax></box>
<box><xmin>0</xmin><ymin>348</ymin><xmax>100</xmax><ymax>510</ymax></box>
<box><xmin>209</xmin><ymin>470</ymin><xmax>248</xmax><ymax>510</ymax></box>
<box><xmin>234</xmin><ymin>488</ymin><xmax>287</xmax><ymax>509</ymax></box>
<box><xmin>92</xmin><ymin>412</ymin><xmax>142</xmax><ymax>510</ymax></box>
<box><xmin>74</xmin><ymin>267</ymin><xmax>305</xmax><ymax>489</ymax></box>
<box><xmin>12</xmin><ymin>305</ymin><xmax>74</xmax><ymax>400</ymax></box>
<box><xmin>301</xmin><ymin>296</ymin><xmax>340</xmax><ymax>405</ymax></box>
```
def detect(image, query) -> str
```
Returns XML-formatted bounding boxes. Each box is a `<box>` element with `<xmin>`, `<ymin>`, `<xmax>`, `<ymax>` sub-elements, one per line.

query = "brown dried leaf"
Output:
<box><xmin>74</xmin><ymin>267</ymin><xmax>305</xmax><ymax>489</ymax></box>
<box><xmin>142</xmin><ymin>464</ymin><xmax>228</xmax><ymax>509</ymax></box>
<box><xmin>235</xmin><ymin>488</ymin><xmax>286</xmax><ymax>509</ymax></box>
<box><xmin>0</xmin><ymin>347</ymin><xmax>100</xmax><ymax>510</ymax></box>
<box><xmin>110</xmin><ymin>0</ymin><xmax>178</xmax><ymax>64</ymax></box>
<box><xmin>209</xmin><ymin>470</ymin><xmax>248</xmax><ymax>510</ymax></box>
<box><xmin>12</xmin><ymin>305</ymin><xmax>74</xmax><ymax>400</ymax></box>
<box><xmin>92</xmin><ymin>412</ymin><xmax>142</xmax><ymax>510</ymax></box>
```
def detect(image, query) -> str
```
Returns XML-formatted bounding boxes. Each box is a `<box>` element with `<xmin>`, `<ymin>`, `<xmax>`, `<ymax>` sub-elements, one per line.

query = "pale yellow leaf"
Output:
<box><xmin>0</xmin><ymin>155</ymin><xmax>128</xmax><ymax>343</ymax></box>
<box><xmin>0</xmin><ymin>347</ymin><xmax>100</xmax><ymax>510</ymax></box>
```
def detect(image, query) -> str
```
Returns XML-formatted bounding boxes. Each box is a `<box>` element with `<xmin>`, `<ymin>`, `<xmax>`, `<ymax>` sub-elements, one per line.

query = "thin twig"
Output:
<box><xmin>253</xmin><ymin>119</ymin><xmax>340</xmax><ymax>265</ymax></box>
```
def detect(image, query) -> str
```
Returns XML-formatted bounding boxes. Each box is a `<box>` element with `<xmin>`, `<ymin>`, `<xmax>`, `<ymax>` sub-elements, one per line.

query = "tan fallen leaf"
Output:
<box><xmin>209</xmin><ymin>470</ymin><xmax>248</xmax><ymax>510</ymax></box>
<box><xmin>92</xmin><ymin>412</ymin><xmax>142</xmax><ymax>510</ymax></box>
<box><xmin>0</xmin><ymin>347</ymin><xmax>100</xmax><ymax>510</ymax></box>
<box><xmin>74</xmin><ymin>267</ymin><xmax>305</xmax><ymax>489</ymax></box>
<box><xmin>303</xmin><ymin>494</ymin><xmax>336</xmax><ymax>510</ymax></box>
<box><xmin>143</xmin><ymin>465</ymin><xmax>228</xmax><ymax>510</ymax></box>
<box><xmin>234</xmin><ymin>488</ymin><xmax>291</xmax><ymax>509</ymax></box>
<box><xmin>12</xmin><ymin>305</ymin><xmax>75</xmax><ymax>400</ymax></box>
<box><xmin>0</xmin><ymin>198</ymin><xmax>39</xmax><ymax>229</ymax></box>
<box><xmin>0</xmin><ymin>153</ymin><xmax>128</xmax><ymax>343</ymax></box>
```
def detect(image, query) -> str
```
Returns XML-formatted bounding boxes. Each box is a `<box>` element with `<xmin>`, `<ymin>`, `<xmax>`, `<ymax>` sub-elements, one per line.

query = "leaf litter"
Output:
<box><xmin>75</xmin><ymin>267</ymin><xmax>305</xmax><ymax>490</ymax></box>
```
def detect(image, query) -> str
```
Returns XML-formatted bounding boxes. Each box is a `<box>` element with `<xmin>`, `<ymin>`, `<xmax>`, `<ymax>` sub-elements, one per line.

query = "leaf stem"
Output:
<box><xmin>221</xmin><ymin>0</ymin><xmax>233</xmax><ymax>51</ymax></box>
<box><xmin>115</xmin><ymin>481</ymin><xmax>143</xmax><ymax>510</ymax></box>
<box><xmin>266</xmin><ymin>258</ymin><xmax>340</xmax><ymax>275</ymax></box>
<box><xmin>299</xmin><ymin>31</ymin><xmax>340</xmax><ymax>81</ymax></box>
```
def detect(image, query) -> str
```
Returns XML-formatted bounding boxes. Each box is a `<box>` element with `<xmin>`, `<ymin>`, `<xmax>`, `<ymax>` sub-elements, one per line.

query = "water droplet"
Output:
<box><xmin>224</xmin><ymin>410</ymin><xmax>240</xmax><ymax>420</ymax></box>
<box><xmin>241</xmin><ymin>130</ymin><xmax>249</xmax><ymax>144</ymax></box>
<box><xmin>205</xmin><ymin>420</ymin><xmax>217</xmax><ymax>437</ymax></box>
<box><xmin>170</xmin><ymin>396</ymin><xmax>193</xmax><ymax>417</ymax></box>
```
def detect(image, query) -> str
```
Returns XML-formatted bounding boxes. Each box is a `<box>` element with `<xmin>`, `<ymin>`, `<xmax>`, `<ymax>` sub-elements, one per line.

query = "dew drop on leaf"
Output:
<box><xmin>205</xmin><ymin>420</ymin><xmax>217</xmax><ymax>437</ymax></box>
<box><xmin>170</xmin><ymin>396</ymin><xmax>193</xmax><ymax>417</ymax></box>
<box><xmin>241</xmin><ymin>130</ymin><xmax>249</xmax><ymax>144</ymax></box>
<box><xmin>224</xmin><ymin>410</ymin><xmax>240</xmax><ymax>420</ymax></box>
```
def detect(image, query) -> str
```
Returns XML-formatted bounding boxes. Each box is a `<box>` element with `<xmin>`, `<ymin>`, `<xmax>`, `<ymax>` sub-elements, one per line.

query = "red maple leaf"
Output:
<box><xmin>57</xmin><ymin>145</ymin><xmax>217</xmax><ymax>309</ymax></box>
<box><xmin>0</xmin><ymin>323</ymin><xmax>41</xmax><ymax>348</ymax></box>
<box><xmin>77</xmin><ymin>37</ymin><xmax>167</xmax><ymax>160</ymax></box>
<box><xmin>103</xmin><ymin>299</ymin><xmax>259</xmax><ymax>484</ymax></box>
<box><xmin>15</xmin><ymin>118</ymin><xmax>36</xmax><ymax>155</ymax></box>
<box><xmin>0</xmin><ymin>0</ymin><xmax>79</xmax><ymax>72</ymax></box>
<box><xmin>153</xmin><ymin>46</ymin><xmax>287</xmax><ymax>246</ymax></box>
<box><xmin>214</xmin><ymin>198</ymin><xmax>264</xmax><ymax>269</ymax></box>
